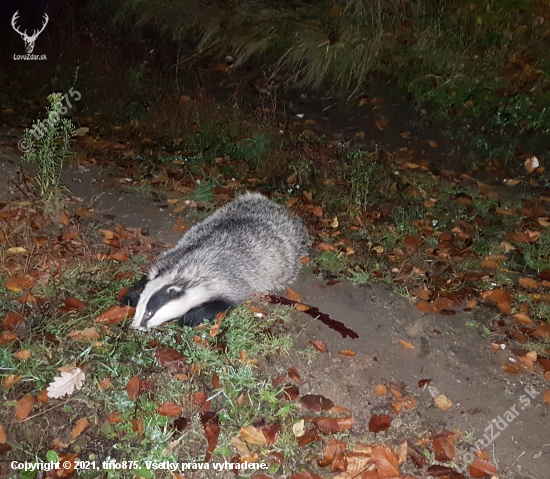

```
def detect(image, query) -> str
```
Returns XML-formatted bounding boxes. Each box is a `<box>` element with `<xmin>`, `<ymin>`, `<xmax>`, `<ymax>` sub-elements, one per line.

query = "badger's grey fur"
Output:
<box><xmin>130</xmin><ymin>192</ymin><xmax>308</xmax><ymax>330</ymax></box>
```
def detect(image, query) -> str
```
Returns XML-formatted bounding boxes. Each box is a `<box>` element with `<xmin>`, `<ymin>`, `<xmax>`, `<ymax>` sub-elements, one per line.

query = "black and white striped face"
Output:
<box><xmin>131</xmin><ymin>275</ymin><xmax>210</xmax><ymax>330</ymax></box>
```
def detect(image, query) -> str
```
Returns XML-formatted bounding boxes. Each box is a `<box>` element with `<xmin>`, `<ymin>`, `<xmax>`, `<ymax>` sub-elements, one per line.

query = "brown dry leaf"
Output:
<box><xmin>126</xmin><ymin>375</ymin><xmax>140</xmax><ymax>400</ymax></box>
<box><xmin>398</xmin><ymin>339</ymin><xmax>415</xmax><ymax>349</ymax></box>
<box><xmin>300</xmin><ymin>394</ymin><xmax>334</xmax><ymax>411</ymax></box>
<box><xmin>3</xmin><ymin>375</ymin><xmax>22</xmax><ymax>388</ymax></box>
<box><xmin>433</xmin><ymin>433</ymin><xmax>455</xmax><ymax>461</ymax></box>
<box><xmin>482</xmin><ymin>288</ymin><xmax>512</xmax><ymax>303</ymax></box>
<box><xmin>368</xmin><ymin>414</ymin><xmax>391</xmax><ymax>433</ymax></box>
<box><xmin>15</xmin><ymin>395</ymin><xmax>35</xmax><ymax>420</ymax></box>
<box><xmin>95</xmin><ymin>305</ymin><xmax>135</xmax><ymax>324</ymax></box>
<box><xmin>6</xmin><ymin>273</ymin><xmax>36</xmax><ymax>292</ymax></box>
<box><xmin>36</xmin><ymin>388</ymin><xmax>49</xmax><ymax>404</ymax></box>
<box><xmin>534</xmin><ymin>323</ymin><xmax>550</xmax><ymax>339</ymax></box>
<box><xmin>287</xmin><ymin>173</ymin><xmax>297</xmax><ymax>184</ymax></box>
<box><xmin>428</xmin><ymin>140</ymin><xmax>439</xmax><ymax>148</ymax></box>
<box><xmin>158</xmin><ymin>401</ymin><xmax>183</xmax><ymax>416</ymax></box>
<box><xmin>416</xmin><ymin>301</ymin><xmax>433</xmax><ymax>313</ymax></box>
<box><xmin>401</xmin><ymin>131</ymin><xmax>411</xmax><ymax>140</ymax></box>
<box><xmin>543</xmin><ymin>389</ymin><xmax>550</xmax><ymax>406</ymax></box>
<box><xmin>372</xmin><ymin>445</ymin><xmax>400</xmax><ymax>476</ymax></box>
<box><xmin>295</xmin><ymin>303</ymin><xmax>310</xmax><ymax>312</ymax></box>
<box><xmin>0</xmin><ymin>425</ymin><xmax>6</xmax><ymax>444</ymax></box>
<box><xmin>67</xmin><ymin>327</ymin><xmax>99</xmax><ymax>341</ymax></box>
<box><xmin>100</xmin><ymin>378</ymin><xmax>112</xmax><ymax>390</ymax></box>
<box><xmin>240</xmin><ymin>425</ymin><xmax>268</xmax><ymax>446</ymax></box>
<box><xmin>288</xmin><ymin>365</ymin><xmax>301</xmax><ymax>383</ymax></box>
<box><xmin>374</xmin><ymin>116</ymin><xmax>388</xmax><ymax>131</ymax></box>
<box><xmin>317</xmin><ymin>242</ymin><xmax>337</xmax><ymax>252</ymax></box>
<box><xmin>519</xmin><ymin>277</ymin><xmax>538</xmax><ymax>289</ymax></box>
<box><xmin>513</xmin><ymin>313</ymin><xmax>534</xmax><ymax>325</ymax></box>
<box><xmin>339</xmin><ymin>349</ymin><xmax>356</xmax><ymax>357</ymax></box>
<box><xmin>391</xmin><ymin>396</ymin><xmax>416</xmax><ymax>413</ymax></box>
<box><xmin>312</xmin><ymin>206</ymin><xmax>323</xmax><ymax>218</ymax></box>
<box><xmin>71</xmin><ymin>417</ymin><xmax>89</xmax><ymax>439</ymax></box>
<box><xmin>308</xmin><ymin>339</ymin><xmax>328</xmax><ymax>352</ymax></box>
<box><xmin>469</xmin><ymin>459</ymin><xmax>497</xmax><ymax>477</ymax></box>
<box><xmin>374</xmin><ymin>384</ymin><xmax>387</xmax><ymax>395</ymax></box>
<box><xmin>13</xmin><ymin>349</ymin><xmax>30</xmax><ymax>360</ymax></box>
<box><xmin>497</xmin><ymin>301</ymin><xmax>512</xmax><ymax>315</ymax></box>
<box><xmin>0</xmin><ymin>331</ymin><xmax>18</xmax><ymax>344</ymax></box>
<box><xmin>414</xmin><ymin>284</ymin><xmax>432</xmax><ymax>301</ymax></box>
<box><xmin>107</xmin><ymin>412</ymin><xmax>123</xmax><ymax>423</ymax></box>
<box><xmin>60</xmin><ymin>297</ymin><xmax>86</xmax><ymax>314</ymax></box>
<box><xmin>434</xmin><ymin>394</ymin><xmax>453</xmax><ymax>410</ymax></box>
<box><xmin>286</xmin><ymin>287</ymin><xmax>303</xmax><ymax>302</ymax></box>
<box><xmin>504</xmin><ymin>178</ymin><xmax>521</xmax><ymax>186</ymax></box>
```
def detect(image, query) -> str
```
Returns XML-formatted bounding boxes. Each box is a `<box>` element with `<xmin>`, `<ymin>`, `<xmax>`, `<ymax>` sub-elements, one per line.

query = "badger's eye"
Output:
<box><xmin>144</xmin><ymin>310</ymin><xmax>153</xmax><ymax>320</ymax></box>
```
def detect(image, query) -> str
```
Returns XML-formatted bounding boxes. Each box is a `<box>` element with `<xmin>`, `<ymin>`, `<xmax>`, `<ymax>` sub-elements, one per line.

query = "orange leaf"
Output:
<box><xmin>372</xmin><ymin>445</ymin><xmax>400</xmax><ymax>476</ymax></box>
<box><xmin>308</xmin><ymin>339</ymin><xmax>328</xmax><ymax>352</ymax></box>
<box><xmin>5</xmin><ymin>273</ymin><xmax>36</xmax><ymax>292</ymax></box>
<box><xmin>61</xmin><ymin>297</ymin><xmax>86</xmax><ymax>314</ymax></box>
<box><xmin>469</xmin><ymin>459</ymin><xmax>497</xmax><ymax>477</ymax></box>
<box><xmin>543</xmin><ymin>389</ymin><xmax>550</xmax><ymax>406</ymax></box>
<box><xmin>13</xmin><ymin>349</ymin><xmax>30</xmax><ymax>360</ymax></box>
<box><xmin>2</xmin><ymin>311</ymin><xmax>25</xmax><ymax>330</ymax></box>
<box><xmin>428</xmin><ymin>140</ymin><xmax>439</xmax><ymax>148</ymax></box>
<box><xmin>339</xmin><ymin>349</ymin><xmax>356</xmax><ymax>357</ymax></box>
<box><xmin>126</xmin><ymin>375</ymin><xmax>140</xmax><ymax>400</ymax></box>
<box><xmin>415</xmin><ymin>301</ymin><xmax>433</xmax><ymax>312</ymax></box>
<box><xmin>398</xmin><ymin>339</ymin><xmax>415</xmax><ymax>349</ymax></box>
<box><xmin>513</xmin><ymin>313</ymin><xmax>534</xmax><ymax>325</ymax></box>
<box><xmin>519</xmin><ymin>277</ymin><xmax>538</xmax><ymax>289</ymax></box>
<box><xmin>286</xmin><ymin>288</ymin><xmax>302</xmax><ymax>302</ymax></box>
<box><xmin>157</xmin><ymin>401</ymin><xmax>182</xmax><ymax>416</ymax></box>
<box><xmin>95</xmin><ymin>305</ymin><xmax>135</xmax><ymax>324</ymax></box>
<box><xmin>295</xmin><ymin>303</ymin><xmax>310</xmax><ymax>312</ymax></box>
<box><xmin>15</xmin><ymin>395</ymin><xmax>35</xmax><ymax>420</ymax></box>
<box><xmin>374</xmin><ymin>384</ymin><xmax>387</xmax><ymax>395</ymax></box>
<box><xmin>288</xmin><ymin>366</ymin><xmax>301</xmax><ymax>383</ymax></box>
<box><xmin>72</xmin><ymin>417</ymin><xmax>90</xmax><ymax>439</ymax></box>
<box><xmin>0</xmin><ymin>331</ymin><xmax>18</xmax><ymax>344</ymax></box>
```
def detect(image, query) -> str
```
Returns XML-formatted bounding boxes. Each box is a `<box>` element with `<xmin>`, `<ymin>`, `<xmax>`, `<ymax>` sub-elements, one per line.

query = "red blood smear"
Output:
<box><xmin>268</xmin><ymin>295</ymin><xmax>359</xmax><ymax>339</ymax></box>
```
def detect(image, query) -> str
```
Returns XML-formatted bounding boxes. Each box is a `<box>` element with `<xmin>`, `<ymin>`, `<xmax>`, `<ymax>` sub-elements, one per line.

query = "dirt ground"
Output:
<box><xmin>1</xmin><ymin>126</ymin><xmax>548</xmax><ymax>479</ymax></box>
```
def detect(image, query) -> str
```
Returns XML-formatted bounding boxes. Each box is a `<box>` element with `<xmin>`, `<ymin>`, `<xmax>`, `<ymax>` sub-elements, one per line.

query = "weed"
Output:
<box><xmin>227</xmin><ymin>133</ymin><xmax>271</xmax><ymax>165</ymax></box>
<box><xmin>21</xmin><ymin>93</ymin><xmax>75</xmax><ymax>211</ymax></box>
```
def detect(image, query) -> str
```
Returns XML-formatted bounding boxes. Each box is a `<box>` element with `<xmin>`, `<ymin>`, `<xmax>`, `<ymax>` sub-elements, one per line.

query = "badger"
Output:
<box><xmin>123</xmin><ymin>192</ymin><xmax>308</xmax><ymax>330</ymax></box>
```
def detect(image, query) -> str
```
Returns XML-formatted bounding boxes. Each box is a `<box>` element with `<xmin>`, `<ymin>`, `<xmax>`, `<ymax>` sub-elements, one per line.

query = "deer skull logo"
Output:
<box><xmin>11</xmin><ymin>11</ymin><xmax>49</xmax><ymax>54</ymax></box>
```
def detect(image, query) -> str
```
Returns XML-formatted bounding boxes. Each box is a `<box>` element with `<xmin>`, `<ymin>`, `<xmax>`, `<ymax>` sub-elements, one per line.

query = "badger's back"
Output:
<box><xmin>149</xmin><ymin>192</ymin><xmax>307</xmax><ymax>302</ymax></box>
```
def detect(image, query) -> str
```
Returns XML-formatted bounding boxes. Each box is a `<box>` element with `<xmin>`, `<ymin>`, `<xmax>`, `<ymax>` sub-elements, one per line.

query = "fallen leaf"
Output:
<box><xmin>374</xmin><ymin>384</ymin><xmax>387</xmax><ymax>395</ymax></box>
<box><xmin>433</xmin><ymin>433</ymin><xmax>455</xmax><ymax>461</ymax></box>
<box><xmin>0</xmin><ymin>331</ymin><xmax>18</xmax><ymax>344</ymax></box>
<box><xmin>240</xmin><ymin>425</ymin><xmax>267</xmax><ymax>446</ymax></box>
<box><xmin>308</xmin><ymin>339</ymin><xmax>328</xmax><ymax>352</ymax></box>
<box><xmin>126</xmin><ymin>375</ymin><xmax>140</xmax><ymax>400</ymax></box>
<box><xmin>5</xmin><ymin>273</ymin><xmax>36</xmax><ymax>292</ymax></box>
<box><xmin>288</xmin><ymin>366</ymin><xmax>301</xmax><ymax>383</ymax></box>
<box><xmin>15</xmin><ymin>395</ymin><xmax>34</xmax><ymax>420</ymax></box>
<box><xmin>0</xmin><ymin>425</ymin><xmax>6</xmax><ymax>444</ymax></box>
<box><xmin>524</xmin><ymin>154</ymin><xmax>539</xmax><ymax>173</ymax></box>
<box><xmin>13</xmin><ymin>349</ymin><xmax>30</xmax><ymax>360</ymax></box>
<box><xmin>158</xmin><ymin>401</ymin><xmax>182</xmax><ymax>416</ymax></box>
<box><xmin>519</xmin><ymin>277</ymin><xmax>538</xmax><ymax>289</ymax></box>
<box><xmin>60</xmin><ymin>297</ymin><xmax>86</xmax><ymax>314</ymax></box>
<box><xmin>435</xmin><ymin>394</ymin><xmax>453</xmax><ymax>410</ymax></box>
<box><xmin>339</xmin><ymin>349</ymin><xmax>356</xmax><ymax>356</ymax></box>
<box><xmin>369</xmin><ymin>414</ymin><xmax>391</xmax><ymax>433</ymax></box>
<box><xmin>72</xmin><ymin>417</ymin><xmax>90</xmax><ymax>439</ymax></box>
<box><xmin>398</xmin><ymin>339</ymin><xmax>415</xmax><ymax>349</ymax></box>
<box><xmin>300</xmin><ymin>394</ymin><xmax>334</xmax><ymax>411</ymax></box>
<box><xmin>543</xmin><ymin>389</ymin><xmax>550</xmax><ymax>407</ymax></box>
<box><xmin>372</xmin><ymin>445</ymin><xmax>400</xmax><ymax>476</ymax></box>
<box><xmin>95</xmin><ymin>305</ymin><xmax>135</xmax><ymax>324</ymax></box>
<box><xmin>286</xmin><ymin>288</ymin><xmax>302</xmax><ymax>302</ymax></box>
<box><xmin>67</xmin><ymin>327</ymin><xmax>99</xmax><ymax>341</ymax></box>
<box><xmin>47</xmin><ymin>368</ymin><xmax>86</xmax><ymax>399</ymax></box>
<box><xmin>512</xmin><ymin>313</ymin><xmax>534</xmax><ymax>325</ymax></box>
<box><xmin>428</xmin><ymin>140</ymin><xmax>439</xmax><ymax>148</ymax></box>
<box><xmin>469</xmin><ymin>459</ymin><xmax>497</xmax><ymax>477</ymax></box>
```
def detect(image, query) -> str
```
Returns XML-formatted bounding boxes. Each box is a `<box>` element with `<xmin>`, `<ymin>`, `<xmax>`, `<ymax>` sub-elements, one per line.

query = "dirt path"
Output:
<box><xmin>1</xmin><ymin>131</ymin><xmax>548</xmax><ymax>478</ymax></box>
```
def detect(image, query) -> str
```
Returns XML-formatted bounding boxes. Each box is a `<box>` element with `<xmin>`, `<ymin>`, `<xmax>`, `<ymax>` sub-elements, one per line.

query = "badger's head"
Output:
<box><xmin>131</xmin><ymin>274</ymin><xmax>210</xmax><ymax>330</ymax></box>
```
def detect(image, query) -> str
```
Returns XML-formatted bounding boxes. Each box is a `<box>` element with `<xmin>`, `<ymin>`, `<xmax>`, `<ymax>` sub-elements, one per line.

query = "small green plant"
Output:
<box><xmin>21</xmin><ymin>93</ymin><xmax>75</xmax><ymax>208</ymax></box>
<box><xmin>227</xmin><ymin>133</ymin><xmax>271</xmax><ymax>164</ymax></box>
